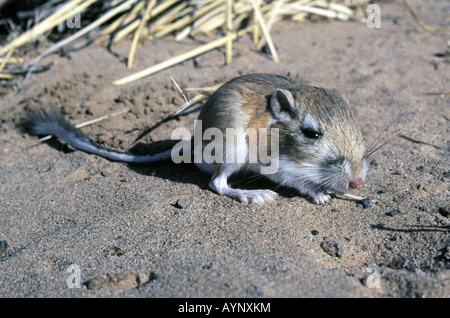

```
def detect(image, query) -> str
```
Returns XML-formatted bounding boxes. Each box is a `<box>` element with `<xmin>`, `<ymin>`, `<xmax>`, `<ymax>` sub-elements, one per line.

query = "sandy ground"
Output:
<box><xmin>0</xmin><ymin>1</ymin><xmax>449</xmax><ymax>297</ymax></box>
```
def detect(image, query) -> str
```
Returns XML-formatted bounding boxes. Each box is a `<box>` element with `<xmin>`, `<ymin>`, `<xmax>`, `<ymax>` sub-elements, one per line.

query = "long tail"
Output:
<box><xmin>21</xmin><ymin>109</ymin><xmax>173</xmax><ymax>163</ymax></box>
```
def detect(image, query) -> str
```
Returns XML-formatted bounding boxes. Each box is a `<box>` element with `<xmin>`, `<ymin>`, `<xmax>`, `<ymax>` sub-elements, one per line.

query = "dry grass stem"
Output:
<box><xmin>113</xmin><ymin>25</ymin><xmax>253</xmax><ymax>85</ymax></box>
<box><xmin>334</xmin><ymin>193</ymin><xmax>377</xmax><ymax>203</ymax></box>
<box><xmin>226</xmin><ymin>0</ymin><xmax>233</xmax><ymax>65</ymax></box>
<box><xmin>251</xmin><ymin>0</ymin><xmax>279</xmax><ymax>63</ymax></box>
<box><xmin>128</xmin><ymin>0</ymin><xmax>157</xmax><ymax>69</ymax></box>
<box><xmin>403</xmin><ymin>0</ymin><xmax>450</xmax><ymax>32</ymax></box>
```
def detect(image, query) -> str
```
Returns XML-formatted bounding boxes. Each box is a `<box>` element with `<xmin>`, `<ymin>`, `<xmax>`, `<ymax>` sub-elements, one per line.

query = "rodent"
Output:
<box><xmin>22</xmin><ymin>73</ymin><xmax>368</xmax><ymax>205</ymax></box>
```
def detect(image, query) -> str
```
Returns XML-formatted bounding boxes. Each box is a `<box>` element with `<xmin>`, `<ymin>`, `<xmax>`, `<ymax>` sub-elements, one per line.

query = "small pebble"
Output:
<box><xmin>389</xmin><ymin>256</ymin><xmax>409</xmax><ymax>270</ymax></box>
<box><xmin>202</xmin><ymin>262</ymin><xmax>213</xmax><ymax>270</ymax></box>
<box><xmin>416</xmin><ymin>215</ymin><xmax>427</xmax><ymax>222</ymax></box>
<box><xmin>438</xmin><ymin>206</ymin><xmax>449</xmax><ymax>218</ymax></box>
<box><xmin>442</xmin><ymin>170</ymin><xmax>450</xmax><ymax>179</ymax></box>
<box><xmin>443</xmin><ymin>247</ymin><xmax>450</xmax><ymax>260</ymax></box>
<box><xmin>360</xmin><ymin>197</ymin><xmax>372</xmax><ymax>208</ymax></box>
<box><xmin>385</xmin><ymin>209</ymin><xmax>404</xmax><ymax>217</ymax></box>
<box><xmin>419</xmin><ymin>205</ymin><xmax>431</xmax><ymax>213</ymax></box>
<box><xmin>247</xmin><ymin>285</ymin><xmax>263</xmax><ymax>297</ymax></box>
<box><xmin>175</xmin><ymin>198</ymin><xmax>187</xmax><ymax>209</ymax></box>
<box><xmin>108</xmin><ymin>246</ymin><xmax>124</xmax><ymax>257</ymax></box>
<box><xmin>311</xmin><ymin>230</ymin><xmax>319</xmax><ymax>236</ymax></box>
<box><xmin>119</xmin><ymin>175</ymin><xmax>129</xmax><ymax>183</ymax></box>
<box><xmin>0</xmin><ymin>240</ymin><xmax>7</xmax><ymax>256</ymax></box>
<box><xmin>320</xmin><ymin>240</ymin><xmax>342</xmax><ymax>258</ymax></box>
<box><xmin>100</xmin><ymin>171</ymin><xmax>111</xmax><ymax>177</ymax></box>
<box><xmin>260</xmin><ymin>43</ymin><xmax>278</xmax><ymax>55</ymax></box>
<box><xmin>416</xmin><ymin>183</ymin><xmax>427</xmax><ymax>192</ymax></box>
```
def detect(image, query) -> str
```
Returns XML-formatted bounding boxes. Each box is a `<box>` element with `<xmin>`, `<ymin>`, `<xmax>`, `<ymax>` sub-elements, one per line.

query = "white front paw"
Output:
<box><xmin>312</xmin><ymin>192</ymin><xmax>331</xmax><ymax>205</ymax></box>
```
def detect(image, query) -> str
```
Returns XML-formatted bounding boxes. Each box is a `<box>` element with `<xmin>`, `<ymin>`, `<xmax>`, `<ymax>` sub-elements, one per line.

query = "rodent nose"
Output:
<box><xmin>349</xmin><ymin>177</ymin><xmax>364</xmax><ymax>189</ymax></box>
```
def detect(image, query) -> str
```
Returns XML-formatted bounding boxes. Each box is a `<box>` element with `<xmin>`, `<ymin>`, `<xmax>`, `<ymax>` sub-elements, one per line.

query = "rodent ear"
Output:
<box><xmin>270</xmin><ymin>89</ymin><xmax>295</xmax><ymax>118</ymax></box>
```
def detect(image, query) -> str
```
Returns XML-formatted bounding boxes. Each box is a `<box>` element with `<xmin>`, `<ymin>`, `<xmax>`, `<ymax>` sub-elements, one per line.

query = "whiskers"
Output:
<box><xmin>364</xmin><ymin>113</ymin><xmax>406</xmax><ymax>159</ymax></box>
<box><xmin>272</xmin><ymin>160</ymin><xmax>345</xmax><ymax>195</ymax></box>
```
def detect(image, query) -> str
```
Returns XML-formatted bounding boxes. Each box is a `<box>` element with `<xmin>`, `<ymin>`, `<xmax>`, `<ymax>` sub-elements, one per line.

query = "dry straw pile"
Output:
<box><xmin>0</xmin><ymin>0</ymin><xmax>373</xmax><ymax>99</ymax></box>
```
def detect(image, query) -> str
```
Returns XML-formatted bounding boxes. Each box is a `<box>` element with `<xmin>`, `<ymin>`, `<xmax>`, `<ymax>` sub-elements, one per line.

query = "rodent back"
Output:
<box><xmin>198</xmin><ymin>73</ymin><xmax>296</xmax><ymax>132</ymax></box>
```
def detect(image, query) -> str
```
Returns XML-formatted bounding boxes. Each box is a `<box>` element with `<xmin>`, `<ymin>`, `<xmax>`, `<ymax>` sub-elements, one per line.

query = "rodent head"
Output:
<box><xmin>268</xmin><ymin>86</ymin><xmax>367</xmax><ymax>194</ymax></box>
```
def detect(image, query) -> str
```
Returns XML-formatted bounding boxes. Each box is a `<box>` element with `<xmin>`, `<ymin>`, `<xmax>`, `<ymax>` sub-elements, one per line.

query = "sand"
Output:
<box><xmin>0</xmin><ymin>1</ymin><xmax>448</xmax><ymax>297</ymax></box>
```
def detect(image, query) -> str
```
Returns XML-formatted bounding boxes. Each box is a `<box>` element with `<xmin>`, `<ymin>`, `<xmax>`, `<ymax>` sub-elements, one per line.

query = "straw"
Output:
<box><xmin>257</xmin><ymin>0</ymin><xmax>283</xmax><ymax>49</ymax></box>
<box><xmin>128</xmin><ymin>0</ymin><xmax>157</xmax><ymax>69</ymax></box>
<box><xmin>0</xmin><ymin>47</ymin><xmax>14</xmax><ymax>73</ymax></box>
<box><xmin>170</xmin><ymin>76</ymin><xmax>189</xmax><ymax>105</ymax></box>
<box><xmin>250</xmin><ymin>0</ymin><xmax>279</xmax><ymax>63</ymax></box>
<box><xmin>403</xmin><ymin>0</ymin><xmax>450</xmax><ymax>32</ymax></box>
<box><xmin>0</xmin><ymin>0</ymin><xmax>141</xmax><ymax>105</ymax></box>
<box><xmin>113</xmin><ymin>25</ymin><xmax>253</xmax><ymax>85</ymax></box>
<box><xmin>226</xmin><ymin>0</ymin><xmax>233</xmax><ymax>65</ymax></box>
<box><xmin>0</xmin><ymin>57</ymin><xmax>25</xmax><ymax>64</ymax></box>
<box><xmin>0</xmin><ymin>0</ymin><xmax>95</xmax><ymax>55</ymax></box>
<box><xmin>334</xmin><ymin>193</ymin><xmax>377</xmax><ymax>203</ymax></box>
<box><xmin>169</xmin><ymin>82</ymin><xmax>223</xmax><ymax>118</ymax></box>
<box><xmin>253</xmin><ymin>0</ymin><xmax>260</xmax><ymax>47</ymax></box>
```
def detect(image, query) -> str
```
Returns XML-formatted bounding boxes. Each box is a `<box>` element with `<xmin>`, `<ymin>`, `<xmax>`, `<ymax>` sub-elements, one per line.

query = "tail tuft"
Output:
<box><xmin>21</xmin><ymin>108</ymin><xmax>85</xmax><ymax>140</ymax></box>
<box><xmin>20</xmin><ymin>108</ymin><xmax>174</xmax><ymax>164</ymax></box>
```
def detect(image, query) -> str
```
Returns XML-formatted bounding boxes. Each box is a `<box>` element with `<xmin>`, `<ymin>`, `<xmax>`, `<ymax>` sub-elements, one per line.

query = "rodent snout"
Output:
<box><xmin>349</xmin><ymin>177</ymin><xmax>364</xmax><ymax>189</ymax></box>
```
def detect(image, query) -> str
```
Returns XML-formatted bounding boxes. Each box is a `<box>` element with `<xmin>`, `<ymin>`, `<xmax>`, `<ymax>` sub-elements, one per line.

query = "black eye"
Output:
<box><xmin>302</xmin><ymin>127</ymin><xmax>322</xmax><ymax>139</ymax></box>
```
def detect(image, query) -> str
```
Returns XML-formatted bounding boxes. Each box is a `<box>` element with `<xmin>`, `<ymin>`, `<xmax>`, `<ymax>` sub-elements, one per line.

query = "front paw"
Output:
<box><xmin>311</xmin><ymin>192</ymin><xmax>331</xmax><ymax>205</ymax></box>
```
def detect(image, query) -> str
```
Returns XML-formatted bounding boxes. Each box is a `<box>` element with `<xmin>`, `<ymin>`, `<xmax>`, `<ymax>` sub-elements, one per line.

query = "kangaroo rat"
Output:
<box><xmin>23</xmin><ymin>73</ymin><xmax>367</xmax><ymax>204</ymax></box>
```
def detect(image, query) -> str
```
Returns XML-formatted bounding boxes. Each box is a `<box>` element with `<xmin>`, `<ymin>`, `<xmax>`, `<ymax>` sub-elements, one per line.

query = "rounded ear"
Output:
<box><xmin>270</xmin><ymin>89</ymin><xmax>295</xmax><ymax>118</ymax></box>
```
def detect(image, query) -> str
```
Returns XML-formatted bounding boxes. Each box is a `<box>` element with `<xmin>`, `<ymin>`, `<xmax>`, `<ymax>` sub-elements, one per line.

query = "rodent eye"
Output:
<box><xmin>302</xmin><ymin>127</ymin><xmax>322</xmax><ymax>139</ymax></box>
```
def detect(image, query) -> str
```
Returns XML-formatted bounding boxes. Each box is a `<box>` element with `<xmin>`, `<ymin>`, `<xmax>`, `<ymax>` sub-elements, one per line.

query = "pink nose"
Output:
<box><xmin>349</xmin><ymin>177</ymin><xmax>364</xmax><ymax>189</ymax></box>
